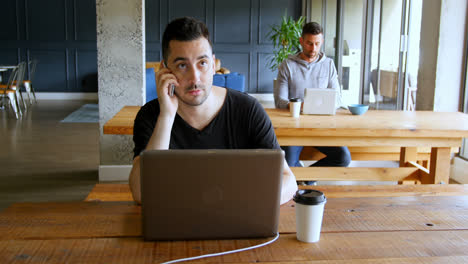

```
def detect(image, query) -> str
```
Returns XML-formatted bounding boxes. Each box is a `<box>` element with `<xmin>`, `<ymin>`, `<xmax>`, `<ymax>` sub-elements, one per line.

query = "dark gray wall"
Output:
<box><xmin>0</xmin><ymin>0</ymin><xmax>300</xmax><ymax>93</ymax></box>
<box><xmin>0</xmin><ymin>0</ymin><xmax>98</xmax><ymax>93</ymax></box>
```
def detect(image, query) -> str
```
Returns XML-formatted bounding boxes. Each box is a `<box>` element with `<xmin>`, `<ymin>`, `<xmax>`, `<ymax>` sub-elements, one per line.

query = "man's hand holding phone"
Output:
<box><xmin>155</xmin><ymin>60</ymin><xmax>179</xmax><ymax>118</ymax></box>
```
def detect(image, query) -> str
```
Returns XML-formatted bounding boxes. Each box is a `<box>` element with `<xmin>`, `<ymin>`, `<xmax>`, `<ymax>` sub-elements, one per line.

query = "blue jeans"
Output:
<box><xmin>281</xmin><ymin>146</ymin><xmax>351</xmax><ymax>167</ymax></box>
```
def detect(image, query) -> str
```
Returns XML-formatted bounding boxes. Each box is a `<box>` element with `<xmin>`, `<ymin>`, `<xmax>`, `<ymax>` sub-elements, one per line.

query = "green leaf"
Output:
<box><xmin>266</xmin><ymin>11</ymin><xmax>305</xmax><ymax>72</ymax></box>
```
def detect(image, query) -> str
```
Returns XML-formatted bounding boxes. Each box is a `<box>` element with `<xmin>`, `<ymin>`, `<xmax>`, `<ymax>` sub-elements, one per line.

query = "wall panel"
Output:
<box><xmin>258</xmin><ymin>0</ymin><xmax>300</xmax><ymax>44</ymax></box>
<box><xmin>146</xmin><ymin>0</ymin><xmax>161</xmax><ymax>42</ymax></box>
<box><xmin>0</xmin><ymin>0</ymin><xmax>97</xmax><ymax>92</ymax></box>
<box><xmin>216</xmin><ymin>52</ymin><xmax>250</xmax><ymax>86</ymax></box>
<box><xmin>29</xmin><ymin>49</ymin><xmax>68</xmax><ymax>92</ymax></box>
<box><xmin>168</xmin><ymin>0</ymin><xmax>207</xmax><ymax>22</ymax></box>
<box><xmin>0</xmin><ymin>0</ymin><xmax>19</xmax><ymax>40</ymax></box>
<box><xmin>75</xmin><ymin>0</ymin><xmax>97</xmax><ymax>41</ymax></box>
<box><xmin>76</xmin><ymin>50</ymin><xmax>98</xmax><ymax>92</ymax></box>
<box><xmin>0</xmin><ymin>0</ymin><xmax>300</xmax><ymax>93</ymax></box>
<box><xmin>26</xmin><ymin>0</ymin><xmax>67</xmax><ymax>41</ymax></box>
<box><xmin>257</xmin><ymin>53</ymin><xmax>277</xmax><ymax>92</ymax></box>
<box><xmin>214</xmin><ymin>0</ymin><xmax>251</xmax><ymax>44</ymax></box>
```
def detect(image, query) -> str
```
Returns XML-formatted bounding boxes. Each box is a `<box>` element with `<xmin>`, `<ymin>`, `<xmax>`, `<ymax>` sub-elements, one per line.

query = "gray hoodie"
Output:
<box><xmin>274</xmin><ymin>52</ymin><xmax>341</xmax><ymax>109</ymax></box>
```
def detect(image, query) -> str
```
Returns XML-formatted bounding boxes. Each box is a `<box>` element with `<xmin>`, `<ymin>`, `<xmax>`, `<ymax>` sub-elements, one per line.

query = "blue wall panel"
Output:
<box><xmin>0</xmin><ymin>0</ymin><xmax>19</xmax><ymax>41</ymax></box>
<box><xmin>27</xmin><ymin>0</ymin><xmax>67</xmax><ymax>41</ymax></box>
<box><xmin>216</xmin><ymin>52</ymin><xmax>250</xmax><ymax>86</ymax></box>
<box><xmin>76</xmin><ymin>50</ymin><xmax>98</xmax><ymax>92</ymax></box>
<box><xmin>0</xmin><ymin>0</ymin><xmax>300</xmax><ymax>93</ymax></box>
<box><xmin>75</xmin><ymin>0</ymin><xmax>98</xmax><ymax>41</ymax></box>
<box><xmin>214</xmin><ymin>0</ymin><xmax>251</xmax><ymax>44</ymax></box>
<box><xmin>29</xmin><ymin>49</ymin><xmax>68</xmax><ymax>92</ymax></box>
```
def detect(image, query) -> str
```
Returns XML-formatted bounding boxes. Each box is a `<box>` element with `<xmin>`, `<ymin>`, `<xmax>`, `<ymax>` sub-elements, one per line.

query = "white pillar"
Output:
<box><xmin>96</xmin><ymin>0</ymin><xmax>145</xmax><ymax>180</ymax></box>
<box><xmin>417</xmin><ymin>0</ymin><xmax>467</xmax><ymax>111</ymax></box>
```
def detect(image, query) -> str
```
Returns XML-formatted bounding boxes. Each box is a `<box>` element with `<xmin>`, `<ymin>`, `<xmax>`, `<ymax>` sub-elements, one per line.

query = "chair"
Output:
<box><xmin>22</xmin><ymin>59</ymin><xmax>38</xmax><ymax>104</ymax></box>
<box><xmin>11</xmin><ymin>62</ymin><xmax>28</xmax><ymax>112</ymax></box>
<box><xmin>145</xmin><ymin>67</ymin><xmax>157</xmax><ymax>103</ymax></box>
<box><xmin>0</xmin><ymin>65</ymin><xmax>22</xmax><ymax>119</ymax></box>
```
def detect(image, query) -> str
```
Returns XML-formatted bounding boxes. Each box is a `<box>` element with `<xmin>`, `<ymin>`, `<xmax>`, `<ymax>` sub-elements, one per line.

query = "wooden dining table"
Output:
<box><xmin>0</xmin><ymin>184</ymin><xmax>467</xmax><ymax>263</ymax></box>
<box><xmin>103</xmin><ymin>106</ymin><xmax>468</xmax><ymax>185</ymax></box>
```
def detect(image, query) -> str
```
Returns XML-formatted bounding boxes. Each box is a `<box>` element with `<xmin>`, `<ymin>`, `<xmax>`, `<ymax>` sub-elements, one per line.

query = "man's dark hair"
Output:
<box><xmin>162</xmin><ymin>17</ymin><xmax>212</xmax><ymax>62</ymax></box>
<box><xmin>302</xmin><ymin>22</ymin><xmax>323</xmax><ymax>37</ymax></box>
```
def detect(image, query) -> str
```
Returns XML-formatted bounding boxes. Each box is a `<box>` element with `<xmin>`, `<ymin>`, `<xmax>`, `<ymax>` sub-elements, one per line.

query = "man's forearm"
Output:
<box><xmin>280</xmin><ymin>159</ymin><xmax>298</xmax><ymax>205</ymax></box>
<box><xmin>129</xmin><ymin>156</ymin><xmax>142</xmax><ymax>204</ymax></box>
<box><xmin>145</xmin><ymin>114</ymin><xmax>175</xmax><ymax>151</ymax></box>
<box><xmin>274</xmin><ymin>76</ymin><xmax>290</xmax><ymax>109</ymax></box>
<box><xmin>274</xmin><ymin>81</ymin><xmax>290</xmax><ymax>109</ymax></box>
<box><xmin>129</xmin><ymin>114</ymin><xmax>175</xmax><ymax>204</ymax></box>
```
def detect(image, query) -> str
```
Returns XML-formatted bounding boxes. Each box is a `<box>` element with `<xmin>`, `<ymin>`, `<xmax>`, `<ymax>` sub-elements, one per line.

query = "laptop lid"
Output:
<box><xmin>140</xmin><ymin>149</ymin><xmax>284</xmax><ymax>241</ymax></box>
<box><xmin>302</xmin><ymin>88</ymin><xmax>337</xmax><ymax>115</ymax></box>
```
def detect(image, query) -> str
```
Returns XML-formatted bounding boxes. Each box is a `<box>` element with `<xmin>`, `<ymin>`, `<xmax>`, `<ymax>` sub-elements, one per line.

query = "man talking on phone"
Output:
<box><xmin>129</xmin><ymin>17</ymin><xmax>298</xmax><ymax>205</ymax></box>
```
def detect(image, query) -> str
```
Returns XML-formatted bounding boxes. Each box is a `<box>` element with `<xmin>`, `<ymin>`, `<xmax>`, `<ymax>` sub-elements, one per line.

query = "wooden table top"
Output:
<box><xmin>0</xmin><ymin>185</ymin><xmax>467</xmax><ymax>263</ymax></box>
<box><xmin>85</xmin><ymin>183</ymin><xmax>468</xmax><ymax>201</ymax></box>
<box><xmin>103</xmin><ymin>106</ymin><xmax>468</xmax><ymax>139</ymax></box>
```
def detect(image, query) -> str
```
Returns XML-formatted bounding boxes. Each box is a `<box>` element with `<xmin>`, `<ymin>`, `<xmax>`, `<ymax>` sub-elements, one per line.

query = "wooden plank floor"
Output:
<box><xmin>0</xmin><ymin>100</ymin><xmax>99</xmax><ymax>212</ymax></box>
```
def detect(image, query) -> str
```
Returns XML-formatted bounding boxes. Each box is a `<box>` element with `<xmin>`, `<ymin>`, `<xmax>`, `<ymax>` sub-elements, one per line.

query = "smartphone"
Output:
<box><xmin>163</xmin><ymin>61</ymin><xmax>175</xmax><ymax>97</ymax></box>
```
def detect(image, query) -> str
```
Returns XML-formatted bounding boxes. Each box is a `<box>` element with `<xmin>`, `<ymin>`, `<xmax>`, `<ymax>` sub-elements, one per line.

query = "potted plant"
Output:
<box><xmin>267</xmin><ymin>13</ymin><xmax>305</xmax><ymax>71</ymax></box>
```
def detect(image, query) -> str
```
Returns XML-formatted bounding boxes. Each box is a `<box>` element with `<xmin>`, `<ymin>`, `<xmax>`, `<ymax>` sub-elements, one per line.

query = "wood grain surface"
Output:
<box><xmin>2</xmin><ymin>196</ymin><xmax>467</xmax><ymax>239</ymax></box>
<box><xmin>103</xmin><ymin>106</ymin><xmax>468</xmax><ymax>139</ymax></box>
<box><xmin>1</xmin><ymin>184</ymin><xmax>467</xmax><ymax>263</ymax></box>
<box><xmin>85</xmin><ymin>183</ymin><xmax>468</xmax><ymax>201</ymax></box>
<box><xmin>1</xmin><ymin>232</ymin><xmax>467</xmax><ymax>263</ymax></box>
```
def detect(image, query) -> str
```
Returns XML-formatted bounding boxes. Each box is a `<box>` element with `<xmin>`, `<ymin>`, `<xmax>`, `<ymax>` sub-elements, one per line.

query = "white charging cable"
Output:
<box><xmin>161</xmin><ymin>233</ymin><xmax>280</xmax><ymax>264</ymax></box>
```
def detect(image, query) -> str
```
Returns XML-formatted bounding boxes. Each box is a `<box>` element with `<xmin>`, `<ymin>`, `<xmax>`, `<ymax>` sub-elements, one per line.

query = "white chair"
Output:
<box><xmin>11</xmin><ymin>62</ymin><xmax>28</xmax><ymax>112</ymax></box>
<box><xmin>0</xmin><ymin>65</ymin><xmax>21</xmax><ymax>119</ymax></box>
<box><xmin>23</xmin><ymin>59</ymin><xmax>38</xmax><ymax>104</ymax></box>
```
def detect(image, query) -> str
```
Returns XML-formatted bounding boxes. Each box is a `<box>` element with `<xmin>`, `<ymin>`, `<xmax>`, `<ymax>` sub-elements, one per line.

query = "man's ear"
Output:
<box><xmin>299</xmin><ymin>37</ymin><xmax>304</xmax><ymax>46</ymax></box>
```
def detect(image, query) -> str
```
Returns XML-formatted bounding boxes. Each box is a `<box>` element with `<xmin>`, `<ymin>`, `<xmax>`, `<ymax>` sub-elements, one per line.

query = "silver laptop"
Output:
<box><xmin>140</xmin><ymin>149</ymin><xmax>284</xmax><ymax>241</ymax></box>
<box><xmin>302</xmin><ymin>88</ymin><xmax>338</xmax><ymax>115</ymax></box>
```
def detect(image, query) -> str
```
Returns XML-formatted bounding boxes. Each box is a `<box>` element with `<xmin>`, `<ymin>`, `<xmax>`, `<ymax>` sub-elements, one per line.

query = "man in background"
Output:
<box><xmin>274</xmin><ymin>21</ymin><xmax>351</xmax><ymax>184</ymax></box>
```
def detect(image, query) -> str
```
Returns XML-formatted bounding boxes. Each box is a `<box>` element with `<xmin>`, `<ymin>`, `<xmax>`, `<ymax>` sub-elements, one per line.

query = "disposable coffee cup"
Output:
<box><xmin>289</xmin><ymin>98</ymin><xmax>302</xmax><ymax>118</ymax></box>
<box><xmin>293</xmin><ymin>189</ymin><xmax>327</xmax><ymax>243</ymax></box>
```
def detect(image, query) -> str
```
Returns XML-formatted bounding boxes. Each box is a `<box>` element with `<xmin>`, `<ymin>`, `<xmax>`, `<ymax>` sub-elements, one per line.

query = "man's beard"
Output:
<box><xmin>177</xmin><ymin>84</ymin><xmax>210</xmax><ymax>107</ymax></box>
<box><xmin>304</xmin><ymin>51</ymin><xmax>318</xmax><ymax>60</ymax></box>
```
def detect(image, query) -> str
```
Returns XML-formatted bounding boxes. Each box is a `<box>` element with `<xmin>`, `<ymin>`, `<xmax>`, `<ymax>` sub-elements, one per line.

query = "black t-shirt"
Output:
<box><xmin>133</xmin><ymin>88</ymin><xmax>280</xmax><ymax>158</ymax></box>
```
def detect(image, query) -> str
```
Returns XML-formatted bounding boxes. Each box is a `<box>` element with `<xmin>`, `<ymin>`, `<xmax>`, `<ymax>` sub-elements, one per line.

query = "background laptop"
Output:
<box><xmin>302</xmin><ymin>88</ymin><xmax>338</xmax><ymax>115</ymax></box>
<box><xmin>140</xmin><ymin>149</ymin><xmax>284</xmax><ymax>241</ymax></box>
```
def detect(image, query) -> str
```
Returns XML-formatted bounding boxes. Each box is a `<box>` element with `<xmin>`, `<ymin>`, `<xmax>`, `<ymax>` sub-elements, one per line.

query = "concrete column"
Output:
<box><xmin>433</xmin><ymin>0</ymin><xmax>467</xmax><ymax>112</ymax></box>
<box><xmin>416</xmin><ymin>0</ymin><xmax>440</xmax><ymax>111</ymax></box>
<box><xmin>96</xmin><ymin>0</ymin><xmax>145</xmax><ymax>181</ymax></box>
<box><xmin>417</xmin><ymin>0</ymin><xmax>467</xmax><ymax>111</ymax></box>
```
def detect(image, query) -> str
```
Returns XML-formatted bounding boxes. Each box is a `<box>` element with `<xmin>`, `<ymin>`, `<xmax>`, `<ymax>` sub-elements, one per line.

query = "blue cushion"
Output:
<box><xmin>225</xmin><ymin>72</ymin><xmax>245</xmax><ymax>92</ymax></box>
<box><xmin>146</xmin><ymin>70</ymin><xmax>246</xmax><ymax>102</ymax></box>
<box><xmin>146</xmin><ymin>68</ymin><xmax>157</xmax><ymax>102</ymax></box>
<box><xmin>212</xmin><ymin>74</ymin><xmax>226</xmax><ymax>87</ymax></box>
<box><xmin>213</xmin><ymin>73</ymin><xmax>245</xmax><ymax>92</ymax></box>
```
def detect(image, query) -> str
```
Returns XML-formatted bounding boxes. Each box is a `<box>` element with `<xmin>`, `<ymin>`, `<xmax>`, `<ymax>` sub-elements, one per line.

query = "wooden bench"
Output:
<box><xmin>300</xmin><ymin>146</ymin><xmax>459</xmax><ymax>168</ymax></box>
<box><xmin>84</xmin><ymin>183</ymin><xmax>468</xmax><ymax>202</ymax></box>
